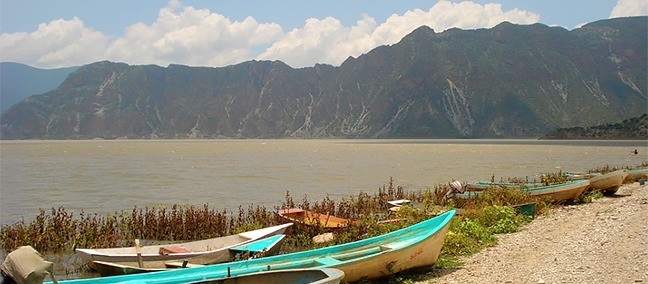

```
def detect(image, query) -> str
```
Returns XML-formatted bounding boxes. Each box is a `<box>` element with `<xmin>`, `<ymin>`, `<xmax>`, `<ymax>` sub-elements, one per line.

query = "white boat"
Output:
<box><xmin>75</xmin><ymin>223</ymin><xmax>292</xmax><ymax>270</ymax></box>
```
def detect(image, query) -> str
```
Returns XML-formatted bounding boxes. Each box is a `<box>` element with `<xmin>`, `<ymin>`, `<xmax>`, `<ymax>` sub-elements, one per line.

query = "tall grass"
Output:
<box><xmin>3</xmin><ymin>162</ymin><xmax>643</xmax><ymax>278</ymax></box>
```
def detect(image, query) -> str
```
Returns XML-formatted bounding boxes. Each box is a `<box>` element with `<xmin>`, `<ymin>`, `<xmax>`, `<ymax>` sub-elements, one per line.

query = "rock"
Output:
<box><xmin>312</xmin><ymin>232</ymin><xmax>334</xmax><ymax>243</ymax></box>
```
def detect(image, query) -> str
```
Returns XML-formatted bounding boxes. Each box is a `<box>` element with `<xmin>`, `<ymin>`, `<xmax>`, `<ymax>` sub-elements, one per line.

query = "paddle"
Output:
<box><xmin>135</xmin><ymin>239</ymin><xmax>144</xmax><ymax>268</ymax></box>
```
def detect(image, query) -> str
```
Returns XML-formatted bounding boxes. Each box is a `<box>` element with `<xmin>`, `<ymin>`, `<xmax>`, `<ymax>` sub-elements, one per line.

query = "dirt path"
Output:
<box><xmin>417</xmin><ymin>183</ymin><xmax>648</xmax><ymax>284</ymax></box>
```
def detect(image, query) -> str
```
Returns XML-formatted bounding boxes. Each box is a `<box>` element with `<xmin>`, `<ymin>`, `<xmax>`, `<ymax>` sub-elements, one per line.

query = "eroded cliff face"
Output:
<box><xmin>2</xmin><ymin>17</ymin><xmax>646</xmax><ymax>139</ymax></box>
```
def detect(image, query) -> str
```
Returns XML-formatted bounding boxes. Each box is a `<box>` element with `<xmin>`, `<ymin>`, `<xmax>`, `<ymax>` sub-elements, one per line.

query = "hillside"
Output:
<box><xmin>1</xmin><ymin>17</ymin><xmax>646</xmax><ymax>139</ymax></box>
<box><xmin>540</xmin><ymin>114</ymin><xmax>648</xmax><ymax>139</ymax></box>
<box><xmin>0</xmin><ymin>62</ymin><xmax>78</xmax><ymax>112</ymax></box>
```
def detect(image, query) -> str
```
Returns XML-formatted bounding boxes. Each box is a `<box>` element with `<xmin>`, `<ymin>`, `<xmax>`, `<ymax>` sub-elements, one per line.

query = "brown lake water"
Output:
<box><xmin>1</xmin><ymin>139</ymin><xmax>646</xmax><ymax>225</ymax></box>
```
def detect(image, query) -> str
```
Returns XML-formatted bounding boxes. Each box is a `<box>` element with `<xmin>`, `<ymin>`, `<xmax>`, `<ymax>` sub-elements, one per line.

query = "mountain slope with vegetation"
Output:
<box><xmin>540</xmin><ymin>114</ymin><xmax>648</xmax><ymax>139</ymax></box>
<box><xmin>1</xmin><ymin>17</ymin><xmax>646</xmax><ymax>139</ymax></box>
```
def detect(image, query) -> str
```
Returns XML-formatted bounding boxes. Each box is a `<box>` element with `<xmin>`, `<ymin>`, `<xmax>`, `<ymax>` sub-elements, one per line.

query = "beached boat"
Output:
<box><xmin>277</xmin><ymin>208</ymin><xmax>352</xmax><ymax>229</ymax></box>
<box><xmin>463</xmin><ymin>181</ymin><xmax>527</xmax><ymax>192</ymax></box>
<box><xmin>76</xmin><ymin>223</ymin><xmax>292</xmax><ymax>270</ymax></box>
<box><xmin>186</xmin><ymin>268</ymin><xmax>344</xmax><ymax>284</ymax></box>
<box><xmin>92</xmin><ymin>234</ymin><xmax>287</xmax><ymax>276</ymax></box>
<box><xmin>623</xmin><ymin>168</ymin><xmax>648</xmax><ymax>184</ymax></box>
<box><xmin>454</xmin><ymin>179</ymin><xmax>590</xmax><ymax>206</ymax></box>
<box><xmin>589</xmin><ymin>169</ymin><xmax>628</xmax><ymax>195</ymax></box>
<box><xmin>564</xmin><ymin>169</ymin><xmax>628</xmax><ymax>195</ymax></box>
<box><xmin>44</xmin><ymin>210</ymin><xmax>455</xmax><ymax>284</ymax></box>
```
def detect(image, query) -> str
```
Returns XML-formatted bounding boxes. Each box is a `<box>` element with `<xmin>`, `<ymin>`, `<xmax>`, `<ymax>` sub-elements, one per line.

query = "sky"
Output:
<box><xmin>0</xmin><ymin>0</ymin><xmax>646</xmax><ymax>69</ymax></box>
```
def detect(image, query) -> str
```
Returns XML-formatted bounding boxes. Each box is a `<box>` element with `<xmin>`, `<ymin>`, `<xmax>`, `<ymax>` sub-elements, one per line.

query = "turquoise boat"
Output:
<box><xmin>185</xmin><ymin>268</ymin><xmax>344</xmax><ymax>284</ymax></box>
<box><xmin>45</xmin><ymin>210</ymin><xmax>455</xmax><ymax>284</ymax></box>
<box><xmin>455</xmin><ymin>179</ymin><xmax>590</xmax><ymax>205</ymax></box>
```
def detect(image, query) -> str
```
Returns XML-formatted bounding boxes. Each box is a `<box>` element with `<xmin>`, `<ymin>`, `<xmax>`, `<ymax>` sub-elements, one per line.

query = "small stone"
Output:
<box><xmin>538</xmin><ymin>279</ymin><xmax>545</xmax><ymax>284</ymax></box>
<box><xmin>312</xmin><ymin>232</ymin><xmax>334</xmax><ymax>243</ymax></box>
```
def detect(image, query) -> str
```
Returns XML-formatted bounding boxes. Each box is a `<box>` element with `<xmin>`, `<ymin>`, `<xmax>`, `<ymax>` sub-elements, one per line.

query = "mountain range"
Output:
<box><xmin>1</xmin><ymin>16</ymin><xmax>646</xmax><ymax>139</ymax></box>
<box><xmin>0</xmin><ymin>62</ymin><xmax>78</xmax><ymax>112</ymax></box>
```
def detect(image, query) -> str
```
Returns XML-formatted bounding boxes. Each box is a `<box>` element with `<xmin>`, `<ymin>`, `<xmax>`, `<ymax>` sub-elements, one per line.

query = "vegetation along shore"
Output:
<box><xmin>1</xmin><ymin>163</ymin><xmax>647</xmax><ymax>283</ymax></box>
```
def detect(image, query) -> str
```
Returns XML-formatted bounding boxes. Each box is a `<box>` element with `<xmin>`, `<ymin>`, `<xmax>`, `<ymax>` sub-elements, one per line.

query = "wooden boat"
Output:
<box><xmin>185</xmin><ymin>268</ymin><xmax>345</xmax><ymax>284</ymax></box>
<box><xmin>589</xmin><ymin>169</ymin><xmax>628</xmax><ymax>195</ymax></box>
<box><xmin>277</xmin><ymin>208</ymin><xmax>352</xmax><ymax>229</ymax></box>
<box><xmin>463</xmin><ymin>181</ymin><xmax>527</xmax><ymax>192</ymax></box>
<box><xmin>75</xmin><ymin>223</ymin><xmax>292</xmax><ymax>270</ymax></box>
<box><xmin>92</xmin><ymin>234</ymin><xmax>287</xmax><ymax>276</ymax></box>
<box><xmin>455</xmin><ymin>179</ymin><xmax>590</xmax><ymax>206</ymax></box>
<box><xmin>44</xmin><ymin>210</ymin><xmax>456</xmax><ymax>284</ymax></box>
<box><xmin>564</xmin><ymin>169</ymin><xmax>628</xmax><ymax>195</ymax></box>
<box><xmin>623</xmin><ymin>168</ymin><xmax>648</xmax><ymax>184</ymax></box>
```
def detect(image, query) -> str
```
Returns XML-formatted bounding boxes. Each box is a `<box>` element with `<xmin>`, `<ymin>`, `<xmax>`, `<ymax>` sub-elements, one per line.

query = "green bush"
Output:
<box><xmin>479</xmin><ymin>205</ymin><xmax>529</xmax><ymax>234</ymax></box>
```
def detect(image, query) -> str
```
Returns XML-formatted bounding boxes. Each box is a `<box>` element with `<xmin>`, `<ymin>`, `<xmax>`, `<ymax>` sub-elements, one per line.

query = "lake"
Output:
<box><xmin>1</xmin><ymin>139</ymin><xmax>646</xmax><ymax>225</ymax></box>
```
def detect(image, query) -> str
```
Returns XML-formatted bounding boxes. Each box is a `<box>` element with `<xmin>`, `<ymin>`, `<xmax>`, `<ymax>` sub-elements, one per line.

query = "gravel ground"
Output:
<box><xmin>417</xmin><ymin>182</ymin><xmax>648</xmax><ymax>284</ymax></box>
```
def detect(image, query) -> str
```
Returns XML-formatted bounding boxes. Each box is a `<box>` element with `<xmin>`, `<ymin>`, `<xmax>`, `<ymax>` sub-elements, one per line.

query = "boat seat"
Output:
<box><xmin>159</xmin><ymin>245</ymin><xmax>192</xmax><ymax>255</ymax></box>
<box><xmin>315</xmin><ymin>257</ymin><xmax>342</xmax><ymax>266</ymax></box>
<box><xmin>165</xmin><ymin>260</ymin><xmax>203</xmax><ymax>268</ymax></box>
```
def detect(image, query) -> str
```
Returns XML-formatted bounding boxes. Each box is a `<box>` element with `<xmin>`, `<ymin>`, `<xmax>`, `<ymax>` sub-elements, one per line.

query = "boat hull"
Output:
<box><xmin>45</xmin><ymin>210</ymin><xmax>455</xmax><ymax>284</ymax></box>
<box><xmin>455</xmin><ymin>180</ymin><xmax>590</xmax><ymax>206</ymax></box>
<box><xmin>186</xmin><ymin>268</ymin><xmax>344</xmax><ymax>284</ymax></box>
<box><xmin>624</xmin><ymin>168</ymin><xmax>648</xmax><ymax>184</ymax></box>
<box><xmin>92</xmin><ymin>234</ymin><xmax>287</xmax><ymax>276</ymax></box>
<box><xmin>589</xmin><ymin>170</ymin><xmax>628</xmax><ymax>195</ymax></box>
<box><xmin>75</xmin><ymin>223</ymin><xmax>292</xmax><ymax>271</ymax></box>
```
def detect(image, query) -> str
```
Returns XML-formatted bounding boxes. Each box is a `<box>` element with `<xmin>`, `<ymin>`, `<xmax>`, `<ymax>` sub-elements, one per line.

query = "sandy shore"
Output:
<box><xmin>416</xmin><ymin>182</ymin><xmax>648</xmax><ymax>284</ymax></box>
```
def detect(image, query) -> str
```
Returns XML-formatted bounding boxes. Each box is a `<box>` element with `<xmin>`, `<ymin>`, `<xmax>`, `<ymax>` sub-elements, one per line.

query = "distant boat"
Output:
<box><xmin>277</xmin><ymin>208</ymin><xmax>352</xmax><ymax>230</ymax></box>
<box><xmin>454</xmin><ymin>179</ymin><xmax>590</xmax><ymax>206</ymax></box>
<box><xmin>92</xmin><ymin>234</ymin><xmax>287</xmax><ymax>276</ymax></box>
<box><xmin>75</xmin><ymin>223</ymin><xmax>292</xmax><ymax>271</ymax></box>
<box><xmin>624</xmin><ymin>168</ymin><xmax>648</xmax><ymax>184</ymax></box>
<box><xmin>185</xmin><ymin>268</ymin><xmax>345</xmax><ymax>284</ymax></box>
<box><xmin>44</xmin><ymin>210</ymin><xmax>456</xmax><ymax>284</ymax></box>
<box><xmin>463</xmin><ymin>181</ymin><xmax>528</xmax><ymax>192</ymax></box>
<box><xmin>589</xmin><ymin>169</ymin><xmax>628</xmax><ymax>195</ymax></box>
<box><xmin>565</xmin><ymin>169</ymin><xmax>628</xmax><ymax>195</ymax></box>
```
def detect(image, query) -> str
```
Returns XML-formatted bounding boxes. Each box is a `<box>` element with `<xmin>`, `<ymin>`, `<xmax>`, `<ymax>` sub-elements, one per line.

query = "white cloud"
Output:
<box><xmin>0</xmin><ymin>17</ymin><xmax>110</xmax><ymax>68</ymax></box>
<box><xmin>104</xmin><ymin>3</ymin><xmax>284</xmax><ymax>67</ymax></box>
<box><xmin>610</xmin><ymin>0</ymin><xmax>648</xmax><ymax>18</ymax></box>
<box><xmin>259</xmin><ymin>0</ymin><xmax>539</xmax><ymax>67</ymax></box>
<box><xmin>1</xmin><ymin>0</ymin><xmax>540</xmax><ymax>69</ymax></box>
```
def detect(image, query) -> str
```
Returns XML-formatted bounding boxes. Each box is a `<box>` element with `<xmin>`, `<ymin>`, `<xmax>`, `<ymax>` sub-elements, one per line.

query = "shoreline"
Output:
<box><xmin>416</xmin><ymin>182</ymin><xmax>648</xmax><ymax>284</ymax></box>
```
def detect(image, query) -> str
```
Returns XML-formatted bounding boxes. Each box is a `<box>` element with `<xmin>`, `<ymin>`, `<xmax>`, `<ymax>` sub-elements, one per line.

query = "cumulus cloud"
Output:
<box><xmin>259</xmin><ymin>0</ymin><xmax>539</xmax><ymax>67</ymax></box>
<box><xmin>0</xmin><ymin>17</ymin><xmax>110</xmax><ymax>67</ymax></box>
<box><xmin>104</xmin><ymin>2</ymin><xmax>284</xmax><ymax>67</ymax></box>
<box><xmin>1</xmin><ymin>0</ymin><xmax>540</xmax><ymax>68</ymax></box>
<box><xmin>610</xmin><ymin>0</ymin><xmax>648</xmax><ymax>18</ymax></box>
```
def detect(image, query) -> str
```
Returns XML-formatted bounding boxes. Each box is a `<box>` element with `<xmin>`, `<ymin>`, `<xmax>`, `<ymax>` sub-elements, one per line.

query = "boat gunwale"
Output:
<box><xmin>46</xmin><ymin>210</ymin><xmax>456</xmax><ymax>284</ymax></box>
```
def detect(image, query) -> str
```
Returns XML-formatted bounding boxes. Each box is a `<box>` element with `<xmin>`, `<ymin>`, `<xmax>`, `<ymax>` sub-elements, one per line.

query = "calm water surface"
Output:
<box><xmin>1</xmin><ymin>139</ymin><xmax>646</xmax><ymax>225</ymax></box>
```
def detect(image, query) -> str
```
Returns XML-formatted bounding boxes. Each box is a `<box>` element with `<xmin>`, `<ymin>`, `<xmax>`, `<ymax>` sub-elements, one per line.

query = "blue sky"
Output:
<box><xmin>1</xmin><ymin>0</ymin><xmax>646</xmax><ymax>69</ymax></box>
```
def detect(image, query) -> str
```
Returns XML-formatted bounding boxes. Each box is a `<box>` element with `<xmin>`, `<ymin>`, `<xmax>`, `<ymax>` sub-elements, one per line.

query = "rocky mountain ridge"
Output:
<box><xmin>1</xmin><ymin>17</ymin><xmax>646</xmax><ymax>139</ymax></box>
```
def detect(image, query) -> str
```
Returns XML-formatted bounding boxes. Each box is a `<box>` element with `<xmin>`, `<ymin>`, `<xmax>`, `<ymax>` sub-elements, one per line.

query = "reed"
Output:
<box><xmin>3</xmin><ymin>161</ymin><xmax>638</xmax><ymax>278</ymax></box>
